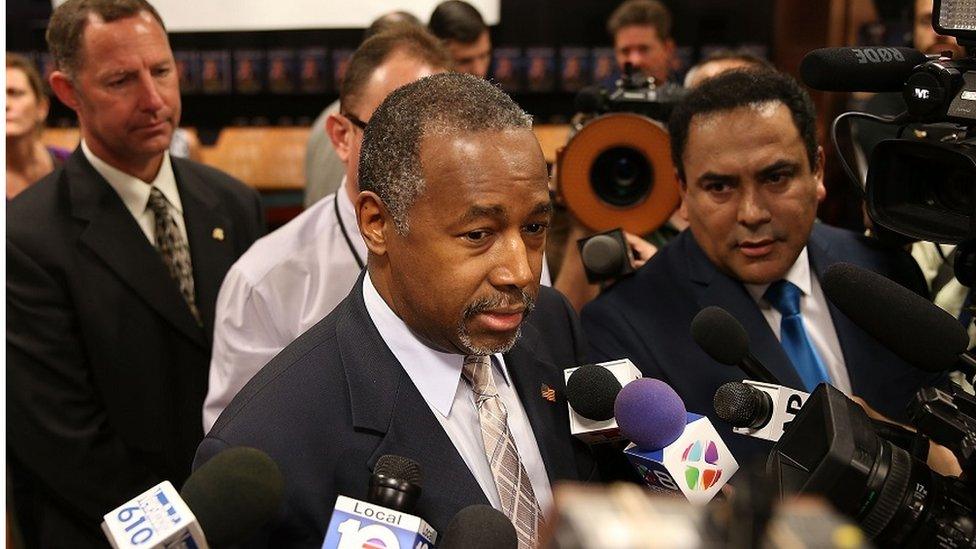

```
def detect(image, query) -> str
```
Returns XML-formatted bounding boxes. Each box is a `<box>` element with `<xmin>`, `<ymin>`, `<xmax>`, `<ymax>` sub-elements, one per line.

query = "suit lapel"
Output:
<box><xmin>173</xmin><ymin>160</ymin><xmax>238</xmax><ymax>342</ymax></box>
<box><xmin>504</xmin><ymin>326</ymin><xmax>579</xmax><ymax>483</ymax></box>
<box><xmin>807</xmin><ymin>226</ymin><xmax>878</xmax><ymax>397</ymax></box>
<box><xmin>684</xmin><ymin>232</ymin><xmax>805</xmax><ymax>389</ymax></box>
<box><xmin>335</xmin><ymin>277</ymin><xmax>488</xmax><ymax>523</ymax></box>
<box><xmin>68</xmin><ymin>150</ymin><xmax>206</xmax><ymax>348</ymax></box>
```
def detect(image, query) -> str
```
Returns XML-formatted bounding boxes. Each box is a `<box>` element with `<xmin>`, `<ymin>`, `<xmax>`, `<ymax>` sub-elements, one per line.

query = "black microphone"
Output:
<box><xmin>799</xmin><ymin>46</ymin><xmax>928</xmax><ymax>92</ymax></box>
<box><xmin>821</xmin><ymin>263</ymin><xmax>970</xmax><ymax>373</ymax></box>
<box><xmin>713</xmin><ymin>381</ymin><xmax>774</xmax><ymax>429</ymax></box>
<box><xmin>369</xmin><ymin>454</ymin><xmax>423</xmax><ymax>512</ymax></box>
<box><xmin>691</xmin><ymin>306</ymin><xmax>783</xmax><ymax>384</ymax></box>
<box><xmin>179</xmin><ymin>447</ymin><xmax>285</xmax><ymax>547</ymax></box>
<box><xmin>438</xmin><ymin>505</ymin><xmax>517</xmax><ymax>549</ymax></box>
<box><xmin>565</xmin><ymin>363</ymin><xmax>623</xmax><ymax>421</ymax></box>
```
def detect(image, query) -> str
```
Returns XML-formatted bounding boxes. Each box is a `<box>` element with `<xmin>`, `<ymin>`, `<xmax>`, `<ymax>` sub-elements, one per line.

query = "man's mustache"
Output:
<box><xmin>463</xmin><ymin>290</ymin><xmax>536</xmax><ymax>319</ymax></box>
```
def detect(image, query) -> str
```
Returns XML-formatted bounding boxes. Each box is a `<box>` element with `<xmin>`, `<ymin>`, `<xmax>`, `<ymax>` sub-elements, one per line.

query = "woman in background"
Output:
<box><xmin>6</xmin><ymin>53</ymin><xmax>68</xmax><ymax>200</ymax></box>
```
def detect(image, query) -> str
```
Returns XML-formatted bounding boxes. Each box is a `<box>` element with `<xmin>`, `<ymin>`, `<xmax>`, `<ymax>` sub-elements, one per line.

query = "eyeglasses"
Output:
<box><xmin>342</xmin><ymin>112</ymin><xmax>368</xmax><ymax>131</ymax></box>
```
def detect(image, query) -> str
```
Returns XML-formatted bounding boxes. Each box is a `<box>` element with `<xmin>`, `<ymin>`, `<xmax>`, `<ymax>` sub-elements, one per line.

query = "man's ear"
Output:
<box><xmin>49</xmin><ymin>71</ymin><xmax>80</xmax><ymax>112</ymax></box>
<box><xmin>676</xmin><ymin>170</ymin><xmax>689</xmax><ymax>221</ymax></box>
<box><xmin>326</xmin><ymin>112</ymin><xmax>353</xmax><ymax>163</ymax></box>
<box><xmin>814</xmin><ymin>145</ymin><xmax>827</xmax><ymax>203</ymax></box>
<box><xmin>357</xmin><ymin>191</ymin><xmax>389</xmax><ymax>256</ymax></box>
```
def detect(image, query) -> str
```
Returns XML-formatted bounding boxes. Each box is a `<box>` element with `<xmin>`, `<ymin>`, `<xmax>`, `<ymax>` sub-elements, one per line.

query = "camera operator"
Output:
<box><xmin>551</xmin><ymin>0</ymin><xmax>683</xmax><ymax>312</ymax></box>
<box><xmin>581</xmin><ymin>69</ymin><xmax>940</xmax><ymax>462</ymax></box>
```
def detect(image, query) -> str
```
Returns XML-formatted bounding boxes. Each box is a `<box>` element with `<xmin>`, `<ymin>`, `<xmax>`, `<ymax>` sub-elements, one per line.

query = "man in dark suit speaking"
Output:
<box><xmin>195</xmin><ymin>73</ymin><xmax>594</xmax><ymax>547</ymax></box>
<box><xmin>581</xmin><ymin>69</ymin><xmax>936</xmax><ymax>461</ymax></box>
<box><xmin>6</xmin><ymin>0</ymin><xmax>264</xmax><ymax>546</ymax></box>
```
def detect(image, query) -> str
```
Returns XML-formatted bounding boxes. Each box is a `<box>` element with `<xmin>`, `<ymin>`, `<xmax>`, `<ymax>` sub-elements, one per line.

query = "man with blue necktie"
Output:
<box><xmin>581</xmin><ymin>69</ymin><xmax>939</xmax><ymax>461</ymax></box>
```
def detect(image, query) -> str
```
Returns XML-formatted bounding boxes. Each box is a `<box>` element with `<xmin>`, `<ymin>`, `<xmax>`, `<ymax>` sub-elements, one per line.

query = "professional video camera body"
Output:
<box><xmin>801</xmin><ymin>0</ymin><xmax>976</xmax><ymax>279</ymax></box>
<box><xmin>556</xmin><ymin>64</ymin><xmax>685</xmax><ymax>283</ymax></box>
<box><xmin>767</xmin><ymin>383</ymin><xmax>975</xmax><ymax>547</ymax></box>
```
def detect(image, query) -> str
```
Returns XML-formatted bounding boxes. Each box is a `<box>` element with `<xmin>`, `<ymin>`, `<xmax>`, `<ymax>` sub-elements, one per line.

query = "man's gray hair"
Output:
<box><xmin>358</xmin><ymin>72</ymin><xmax>533</xmax><ymax>233</ymax></box>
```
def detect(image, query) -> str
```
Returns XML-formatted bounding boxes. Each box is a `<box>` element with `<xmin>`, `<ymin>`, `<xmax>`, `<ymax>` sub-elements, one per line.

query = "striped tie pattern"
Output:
<box><xmin>462</xmin><ymin>355</ymin><xmax>542</xmax><ymax>549</ymax></box>
<box><xmin>147</xmin><ymin>187</ymin><xmax>200</xmax><ymax>324</ymax></box>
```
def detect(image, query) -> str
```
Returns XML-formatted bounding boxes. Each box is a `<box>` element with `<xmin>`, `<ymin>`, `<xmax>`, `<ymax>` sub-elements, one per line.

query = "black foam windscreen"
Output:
<box><xmin>580</xmin><ymin>234</ymin><xmax>626</xmax><ymax>275</ymax></box>
<box><xmin>565</xmin><ymin>364</ymin><xmax>622</xmax><ymax>421</ymax></box>
<box><xmin>713</xmin><ymin>381</ymin><xmax>771</xmax><ymax>429</ymax></box>
<box><xmin>799</xmin><ymin>47</ymin><xmax>927</xmax><ymax>92</ymax></box>
<box><xmin>691</xmin><ymin>306</ymin><xmax>750</xmax><ymax>366</ymax></box>
<box><xmin>374</xmin><ymin>454</ymin><xmax>423</xmax><ymax>487</ymax></box>
<box><xmin>822</xmin><ymin>262</ymin><xmax>969</xmax><ymax>372</ymax></box>
<box><xmin>180</xmin><ymin>446</ymin><xmax>284</xmax><ymax>547</ymax></box>
<box><xmin>439</xmin><ymin>505</ymin><xmax>518</xmax><ymax>549</ymax></box>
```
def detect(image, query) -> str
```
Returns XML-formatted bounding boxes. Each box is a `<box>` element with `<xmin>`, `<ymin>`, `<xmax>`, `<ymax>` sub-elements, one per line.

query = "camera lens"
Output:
<box><xmin>590</xmin><ymin>146</ymin><xmax>653</xmax><ymax>207</ymax></box>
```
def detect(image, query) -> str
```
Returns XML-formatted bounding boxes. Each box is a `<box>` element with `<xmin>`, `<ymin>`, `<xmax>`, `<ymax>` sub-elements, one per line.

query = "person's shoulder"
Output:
<box><xmin>812</xmin><ymin>222</ymin><xmax>901</xmax><ymax>263</ymax></box>
<box><xmin>207</xmin><ymin>297</ymin><xmax>350</xmax><ymax>437</ymax></box>
<box><xmin>586</xmin><ymin>231</ymin><xmax>690</xmax><ymax>308</ymax></box>
<box><xmin>225</xmin><ymin>194</ymin><xmax>339</xmax><ymax>286</ymax></box>
<box><xmin>7</xmin><ymin>167</ymin><xmax>69</xmax><ymax>243</ymax></box>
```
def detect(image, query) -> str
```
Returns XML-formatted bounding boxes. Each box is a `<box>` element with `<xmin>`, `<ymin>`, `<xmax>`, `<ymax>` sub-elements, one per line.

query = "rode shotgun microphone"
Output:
<box><xmin>799</xmin><ymin>47</ymin><xmax>928</xmax><ymax>92</ymax></box>
<box><xmin>691</xmin><ymin>306</ymin><xmax>782</xmax><ymax>385</ymax></box>
<box><xmin>821</xmin><ymin>263</ymin><xmax>972</xmax><ymax>374</ymax></box>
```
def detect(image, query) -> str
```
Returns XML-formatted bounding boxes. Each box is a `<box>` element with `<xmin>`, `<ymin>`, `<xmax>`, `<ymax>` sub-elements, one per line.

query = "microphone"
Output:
<box><xmin>713</xmin><ymin>381</ymin><xmax>809</xmax><ymax>442</ymax></box>
<box><xmin>799</xmin><ymin>46</ymin><xmax>928</xmax><ymax>92</ymax></box>
<box><xmin>564</xmin><ymin>359</ymin><xmax>642</xmax><ymax>444</ymax></box>
<box><xmin>616</xmin><ymin>378</ymin><xmax>739</xmax><ymax>505</ymax></box>
<box><xmin>101</xmin><ymin>446</ymin><xmax>284</xmax><ymax>549</ymax></box>
<box><xmin>322</xmin><ymin>454</ymin><xmax>437</xmax><ymax>549</ymax></box>
<box><xmin>821</xmin><ymin>262</ymin><xmax>971</xmax><ymax>373</ymax></box>
<box><xmin>691</xmin><ymin>306</ymin><xmax>782</xmax><ymax>384</ymax></box>
<box><xmin>438</xmin><ymin>505</ymin><xmax>517</xmax><ymax>549</ymax></box>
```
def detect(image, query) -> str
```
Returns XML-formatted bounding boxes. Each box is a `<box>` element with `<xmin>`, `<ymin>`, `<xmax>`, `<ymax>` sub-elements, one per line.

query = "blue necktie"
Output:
<box><xmin>764</xmin><ymin>280</ymin><xmax>831</xmax><ymax>391</ymax></box>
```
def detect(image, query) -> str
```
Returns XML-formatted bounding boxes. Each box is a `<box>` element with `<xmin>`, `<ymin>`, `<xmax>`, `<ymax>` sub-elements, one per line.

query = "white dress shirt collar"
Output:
<box><xmin>744</xmin><ymin>247</ymin><xmax>812</xmax><ymax>304</ymax></box>
<box><xmin>81</xmin><ymin>139</ymin><xmax>182</xmax><ymax>218</ymax></box>
<box><xmin>361</xmin><ymin>272</ymin><xmax>511</xmax><ymax>417</ymax></box>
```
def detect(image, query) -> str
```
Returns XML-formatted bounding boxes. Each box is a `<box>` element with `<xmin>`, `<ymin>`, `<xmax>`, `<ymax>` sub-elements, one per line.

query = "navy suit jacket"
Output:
<box><xmin>194</xmin><ymin>277</ymin><xmax>598</xmax><ymax>547</ymax></box>
<box><xmin>581</xmin><ymin>223</ymin><xmax>938</xmax><ymax>462</ymax></box>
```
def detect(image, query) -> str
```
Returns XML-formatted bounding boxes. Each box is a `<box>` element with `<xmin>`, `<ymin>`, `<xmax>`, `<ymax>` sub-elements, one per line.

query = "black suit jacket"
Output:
<box><xmin>194</xmin><ymin>277</ymin><xmax>597</xmax><ymax>547</ymax></box>
<box><xmin>581</xmin><ymin>224</ymin><xmax>939</xmax><ymax>462</ymax></box>
<box><xmin>7</xmin><ymin>148</ymin><xmax>265</xmax><ymax>547</ymax></box>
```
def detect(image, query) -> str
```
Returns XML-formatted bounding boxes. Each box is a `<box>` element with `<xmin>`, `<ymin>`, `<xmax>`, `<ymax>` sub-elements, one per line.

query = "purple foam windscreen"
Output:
<box><xmin>613</xmin><ymin>378</ymin><xmax>687</xmax><ymax>450</ymax></box>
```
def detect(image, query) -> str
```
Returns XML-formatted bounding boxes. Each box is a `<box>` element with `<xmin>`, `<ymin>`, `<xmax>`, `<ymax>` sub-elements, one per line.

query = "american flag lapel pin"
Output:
<box><xmin>541</xmin><ymin>384</ymin><xmax>556</xmax><ymax>402</ymax></box>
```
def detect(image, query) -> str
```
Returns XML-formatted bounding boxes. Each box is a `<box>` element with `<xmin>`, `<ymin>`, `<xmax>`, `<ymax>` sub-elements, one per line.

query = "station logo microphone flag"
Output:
<box><xmin>321</xmin><ymin>495</ymin><xmax>436</xmax><ymax>549</ymax></box>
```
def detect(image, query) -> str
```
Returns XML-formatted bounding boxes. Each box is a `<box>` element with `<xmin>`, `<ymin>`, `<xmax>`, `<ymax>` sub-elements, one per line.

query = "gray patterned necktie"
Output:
<box><xmin>462</xmin><ymin>354</ymin><xmax>542</xmax><ymax>549</ymax></box>
<box><xmin>147</xmin><ymin>187</ymin><xmax>200</xmax><ymax>324</ymax></box>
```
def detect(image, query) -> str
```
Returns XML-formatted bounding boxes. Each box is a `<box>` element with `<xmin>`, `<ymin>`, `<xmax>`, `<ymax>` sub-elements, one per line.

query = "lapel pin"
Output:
<box><xmin>541</xmin><ymin>384</ymin><xmax>556</xmax><ymax>403</ymax></box>
<box><xmin>212</xmin><ymin>227</ymin><xmax>225</xmax><ymax>241</ymax></box>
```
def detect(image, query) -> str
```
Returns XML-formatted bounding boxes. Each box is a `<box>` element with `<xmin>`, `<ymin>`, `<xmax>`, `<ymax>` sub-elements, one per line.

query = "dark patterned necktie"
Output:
<box><xmin>147</xmin><ymin>187</ymin><xmax>200</xmax><ymax>324</ymax></box>
<box><xmin>462</xmin><ymin>354</ymin><xmax>542</xmax><ymax>548</ymax></box>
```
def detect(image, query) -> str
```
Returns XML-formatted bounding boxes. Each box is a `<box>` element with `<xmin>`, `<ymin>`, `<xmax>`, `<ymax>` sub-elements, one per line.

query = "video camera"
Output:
<box><xmin>555</xmin><ymin>63</ymin><xmax>684</xmax><ymax>238</ymax></box>
<box><xmin>800</xmin><ymin>0</ymin><xmax>976</xmax><ymax>279</ymax></box>
<box><xmin>767</xmin><ymin>383</ymin><xmax>975</xmax><ymax>547</ymax></box>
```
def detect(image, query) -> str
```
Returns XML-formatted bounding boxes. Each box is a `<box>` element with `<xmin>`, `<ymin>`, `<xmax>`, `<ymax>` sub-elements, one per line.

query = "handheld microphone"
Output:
<box><xmin>615</xmin><ymin>379</ymin><xmax>738</xmax><ymax>505</ymax></box>
<box><xmin>438</xmin><ymin>505</ymin><xmax>517</xmax><ymax>549</ymax></box>
<box><xmin>713</xmin><ymin>381</ymin><xmax>809</xmax><ymax>442</ymax></box>
<box><xmin>322</xmin><ymin>455</ymin><xmax>437</xmax><ymax>549</ymax></box>
<box><xmin>102</xmin><ymin>447</ymin><xmax>284</xmax><ymax>549</ymax></box>
<box><xmin>564</xmin><ymin>359</ymin><xmax>642</xmax><ymax>444</ymax></box>
<box><xmin>821</xmin><ymin>262</ymin><xmax>971</xmax><ymax>373</ymax></box>
<box><xmin>691</xmin><ymin>306</ymin><xmax>782</xmax><ymax>384</ymax></box>
<box><xmin>799</xmin><ymin>47</ymin><xmax>928</xmax><ymax>92</ymax></box>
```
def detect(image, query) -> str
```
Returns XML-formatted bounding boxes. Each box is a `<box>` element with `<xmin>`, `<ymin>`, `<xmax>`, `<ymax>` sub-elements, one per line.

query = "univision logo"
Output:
<box><xmin>681</xmin><ymin>439</ymin><xmax>722</xmax><ymax>490</ymax></box>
